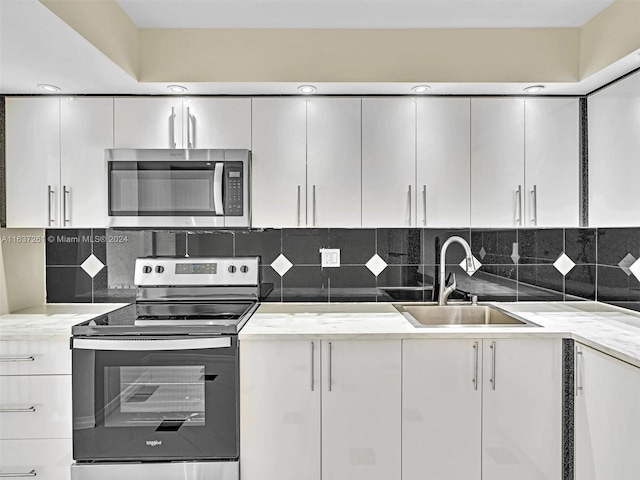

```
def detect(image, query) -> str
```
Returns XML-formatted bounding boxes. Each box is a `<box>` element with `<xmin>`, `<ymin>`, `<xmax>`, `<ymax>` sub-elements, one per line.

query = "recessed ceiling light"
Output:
<box><xmin>167</xmin><ymin>85</ymin><xmax>188</xmax><ymax>93</ymax></box>
<box><xmin>37</xmin><ymin>84</ymin><xmax>61</xmax><ymax>93</ymax></box>
<box><xmin>524</xmin><ymin>85</ymin><xmax>545</xmax><ymax>94</ymax></box>
<box><xmin>298</xmin><ymin>85</ymin><xmax>316</xmax><ymax>94</ymax></box>
<box><xmin>411</xmin><ymin>85</ymin><xmax>431</xmax><ymax>94</ymax></box>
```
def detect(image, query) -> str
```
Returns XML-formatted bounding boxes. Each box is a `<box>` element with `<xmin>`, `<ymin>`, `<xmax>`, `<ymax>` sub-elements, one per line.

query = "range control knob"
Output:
<box><xmin>240</xmin><ymin>265</ymin><xmax>249</xmax><ymax>274</ymax></box>
<box><xmin>228</xmin><ymin>265</ymin><xmax>237</xmax><ymax>273</ymax></box>
<box><xmin>142</xmin><ymin>265</ymin><xmax>152</xmax><ymax>274</ymax></box>
<box><xmin>156</xmin><ymin>265</ymin><xmax>164</xmax><ymax>274</ymax></box>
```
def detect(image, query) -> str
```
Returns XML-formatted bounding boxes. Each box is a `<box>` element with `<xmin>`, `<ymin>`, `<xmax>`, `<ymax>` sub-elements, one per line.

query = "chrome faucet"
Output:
<box><xmin>438</xmin><ymin>236</ymin><xmax>475</xmax><ymax>306</ymax></box>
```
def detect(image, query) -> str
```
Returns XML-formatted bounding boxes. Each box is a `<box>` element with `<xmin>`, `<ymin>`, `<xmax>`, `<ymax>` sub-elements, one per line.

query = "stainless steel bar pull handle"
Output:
<box><xmin>328</xmin><ymin>342</ymin><xmax>333</xmax><ymax>392</ymax></box>
<box><xmin>575</xmin><ymin>349</ymin><xmax>584</xmax><ymax>396</ymax></box>
<box><xmin>170</xmin><ymin>106</ymin><xmax>177</xmax><ymax>149</ymax></box>
<box><xmin>407</xmin><ymin>185</ymin><xmax>412</xmax><ymax>226</ymax></box>
<box><xmin>310</xmin><ymin>342</ymin><xmax>315</xmax><ymax>391</ymax></box>
<box><xmin>490</xmin><ymin>341</ymin><xmax>496</xmax><ymax>390</ymax></box>
<box><xmin>422</xmin><ymin>185</ymin><xmax>427</xmax><ymax>226</ymax></box>
<box><xmin>0</xmin><ymin>406</ymin><xmax>36</xmax><ymax>413</ymax></box>
<box><xmin>312</xmin><ymin>185</ymin><xmax>317</xmax><ymax>227</ymax></box>
<box><xmin>47</xmin><ymin>185</ymin><xmax>55</xmax><ymax>226</ymax></box>
<box><xmin>0</xmin><ymin>470</ymin><xmax>37</xmax><ymax>478</ymax></box>
<box><xmin>530</xmin><ymin>184</ymin><xmax>538</xmax><ymax>225</ymax></box>
<box><xmin>297</xmin><ymin>185</ymin><xmax>301</xmax><ymax>226</ymax></box>
<box><xmin>515</xmin><ymin>185</ymin><xmax>522</xmax><ymax>226</ymax></box>
<box><xmin>186</xmin><ymin>106</ymin><xmax>192</xmax><ymax>149</ymax></box>
<box><xmin>473</xmin><ymin>341</ymin><xmax>479</xmax><ymax>390</ymax></box>
<box><xmin>0</xmin><ymin>356</ymin><xmax>35</xmax><ymax>363</ymax></box>
<box><xmin>63</xmin><ymin>186</ymin><xmax>70</xmax><ymax>225</ymax></box>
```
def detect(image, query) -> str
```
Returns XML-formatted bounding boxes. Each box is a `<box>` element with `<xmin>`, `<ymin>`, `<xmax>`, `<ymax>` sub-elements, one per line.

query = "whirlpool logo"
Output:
<box><xmin>146</xmin><ymin>440</ymin><xmax>162</xmax><ymax>447</ymax></box>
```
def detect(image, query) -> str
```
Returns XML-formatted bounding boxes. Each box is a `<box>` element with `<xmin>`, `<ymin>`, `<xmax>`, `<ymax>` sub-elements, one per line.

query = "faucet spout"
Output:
<box><xmin>438</xmin><ymin>236</ymin><xmax>474</xmax><ymax>306</ymax></box>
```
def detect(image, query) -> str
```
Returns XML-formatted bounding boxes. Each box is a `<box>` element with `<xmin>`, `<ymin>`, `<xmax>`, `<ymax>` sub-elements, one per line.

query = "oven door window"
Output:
<box><xmin>108</xmin><ymin>161</ymin><xmax>220</xmax><ymax>216</ymax></box>
<box><xmin>104</xmin><ymin>365</ymin><xmax>205</xmax><ymax>428</ymax></box>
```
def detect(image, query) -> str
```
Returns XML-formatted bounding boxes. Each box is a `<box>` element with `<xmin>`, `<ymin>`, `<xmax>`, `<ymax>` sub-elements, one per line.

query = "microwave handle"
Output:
<box><xmin>73</xmin><ymin>336</ymin><xmax>232</xmax><ymax>351</ymax></box>
<box><xmin>214</xmin><ymin>162</ymin><xmax>225</xmax><ymax>215</ymax></box>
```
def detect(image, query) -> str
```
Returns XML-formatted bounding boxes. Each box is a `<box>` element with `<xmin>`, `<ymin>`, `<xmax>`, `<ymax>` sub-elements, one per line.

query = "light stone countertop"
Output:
<box><xmin>0</xmin><ymin>303</ymin><xmax>130</xmax><ymax>340</ymax></box>
<box><xmin>240</xmin><ymin>301</ymin><xmax>640</xmax><ymax>369</ymax></box>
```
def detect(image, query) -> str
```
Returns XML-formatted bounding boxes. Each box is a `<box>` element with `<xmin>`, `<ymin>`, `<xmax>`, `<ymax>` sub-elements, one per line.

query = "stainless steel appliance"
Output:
<box><xmin>106</xmin><ymin>149</ymin><xmax>250</xmax><ymax>228</ymax></box>
<box><xmin>70</xmin><ymin>256</ymin><xmax>260</xmax><ymax>480</ymax></box>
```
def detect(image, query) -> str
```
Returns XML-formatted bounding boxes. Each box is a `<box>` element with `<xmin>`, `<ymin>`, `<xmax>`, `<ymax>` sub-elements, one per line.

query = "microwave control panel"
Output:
<box><xmin>224</xmin><ymin>162</ymin><xmax>244</xmax><ymax>217</ymax></box>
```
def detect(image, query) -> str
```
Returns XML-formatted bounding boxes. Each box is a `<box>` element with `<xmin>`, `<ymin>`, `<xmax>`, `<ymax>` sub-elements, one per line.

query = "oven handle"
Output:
<box><xmin>213</xmin><ymin>162</ymin><xmax>224</xmax><ymax>215</ymax></box>
<box><xmin>72</xmin><ymin>336</ymin><xmax>232</xmax><ymax>351</ymax></box>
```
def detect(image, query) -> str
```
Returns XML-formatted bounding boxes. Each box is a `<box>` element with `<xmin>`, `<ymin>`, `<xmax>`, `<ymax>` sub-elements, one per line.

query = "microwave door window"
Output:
<box><xmin>109</xmin><ymin>162</ymin><xmax>217</xmax><ymax>216</ymax></box>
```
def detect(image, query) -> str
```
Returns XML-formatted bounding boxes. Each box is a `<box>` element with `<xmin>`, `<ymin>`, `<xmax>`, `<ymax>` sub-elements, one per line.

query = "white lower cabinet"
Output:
<box><xmin>240</xmin><ymin>339</ymin><xmax>401</xmax><ymax>480</ymax></box>
<box><xmin>403</xmin><ymin>338</ymin><xmax>562</xmax><ymax>480</ymax></box>
<box><xmin>575</xmin><ymin>343</ymin><xmax>640</xmax><ymax>480</ymax></box>
<box><xmin>0</xmin><ymin>339</ymin><xmax>72</xmax><ymax>480</ymax></box>
<box><xmin>0</xmin><ymin>439</ymin><xmax>72</xmax><ymax>480</ymax></box>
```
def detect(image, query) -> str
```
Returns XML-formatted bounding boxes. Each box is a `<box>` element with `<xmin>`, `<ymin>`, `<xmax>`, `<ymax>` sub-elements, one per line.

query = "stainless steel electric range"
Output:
<box><xmin>70</xmin><ymin>256</ymin><xmax>260</xmax><ymax>480</ymax></box>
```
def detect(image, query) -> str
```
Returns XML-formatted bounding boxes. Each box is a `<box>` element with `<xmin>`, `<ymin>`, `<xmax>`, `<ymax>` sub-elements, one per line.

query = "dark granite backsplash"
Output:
<box><xmin>44</xmin><ymin>227</ymin><xmax>640</xmax><ymax>312</ymax></box>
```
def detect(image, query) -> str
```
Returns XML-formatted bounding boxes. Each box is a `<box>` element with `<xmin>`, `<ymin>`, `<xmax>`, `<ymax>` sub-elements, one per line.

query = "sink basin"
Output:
<box><xmin>393</xmin><ymin>303</ymin><xmax>540</xmax><ymax>327</ymax></box>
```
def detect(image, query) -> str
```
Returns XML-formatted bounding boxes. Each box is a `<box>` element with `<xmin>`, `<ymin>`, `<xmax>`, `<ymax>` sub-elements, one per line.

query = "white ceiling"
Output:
<box><xmin>1</xmin><ymin>0</ymin><xmax>639</xmax><ymax>96</ymax></box>
<box><xmin>117</xmin><ymin>0</ymin><xmax>615</xmax><ymax>29</ymax></box>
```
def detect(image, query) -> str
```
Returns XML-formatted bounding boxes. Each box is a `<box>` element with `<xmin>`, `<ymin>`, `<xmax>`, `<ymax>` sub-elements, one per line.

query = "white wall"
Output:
<box><xmin>0</xmin><ymin>228</ymin><xmax>46</xmax><ymax>314</ymax></box>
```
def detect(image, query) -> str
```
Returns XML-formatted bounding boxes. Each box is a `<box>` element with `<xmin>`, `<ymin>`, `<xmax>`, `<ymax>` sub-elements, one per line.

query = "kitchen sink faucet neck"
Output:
<box><xmin>438</xmin><ymin>236</ymin><xmax>475</xmax><ymax>306</ymax></box>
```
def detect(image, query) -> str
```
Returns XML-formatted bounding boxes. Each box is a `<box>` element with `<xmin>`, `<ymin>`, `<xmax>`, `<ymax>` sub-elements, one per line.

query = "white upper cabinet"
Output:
<box><xmin>575</xmin><ymin>343</ymin><xmax>640</xmax><ymax>480</ymax></box>
<box><xmin>114</xmin><ymin>98</ymin><xmax>183</xmax><ymax>148</ymax></box>
<box><xmin>251</xmin><ymin>98</ymin><xmax>307</xmax><ymax>228</ymax></box>
<box><xmin>524</xmin><ymin>98</ymin><xmax>579</xmax><ymax>227</ymax></box>
<box><xmin>182</xmin><ymin>98</ymin><xmax>251</xmax><ymax>149</ymax></box>
<box><xmin>471</xmin><ymin>98</ymin><xmax>526</xmax><ymax>228</ymax></box>
<box><xmin>416</xmin><ymin>98</ymin><xmax>471</xmax><ymax>227</ymax></box>
<box><xmin>6</xmin><ymin>97</ymin><xmax>61</xmax><ymax>228</ymax></box>
<box><xmin>60</xmin><ymin>97</ymin><xmax>113</xmax><ymax>228</ymax></box>
<box><xmin>307</xmin><ymin>98</ymin><xmax>362</xmax><ymax>227</ymax></box>
<box><xmin>588</xmin><ymin>71</ymin><xmax>640</xmax><ymax>227</ymax></box>
<box><xmin>362</xmin><ymin>98</ymin><xmax>417</xmax><ymax>227</ymax></box>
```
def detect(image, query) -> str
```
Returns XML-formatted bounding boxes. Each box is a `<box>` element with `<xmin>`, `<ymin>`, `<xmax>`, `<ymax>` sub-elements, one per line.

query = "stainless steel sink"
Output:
<box><xmin>393</xmin><ymin>303</ymin><xmax>540</xmax><ymax>327</ymax></box>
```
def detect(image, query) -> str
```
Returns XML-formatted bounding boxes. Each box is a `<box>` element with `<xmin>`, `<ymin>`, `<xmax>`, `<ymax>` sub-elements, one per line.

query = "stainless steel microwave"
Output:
<box><xmin>106</xmin><ymin>149</ymin><xmax>250</xmax><ymax>228</ymax></box>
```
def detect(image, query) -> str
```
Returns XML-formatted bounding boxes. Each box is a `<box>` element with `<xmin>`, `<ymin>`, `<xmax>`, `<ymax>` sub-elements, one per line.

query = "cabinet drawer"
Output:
<box><xmin>0</xmin><ymin>375</ymin><xmax>72</xmax><ymax>439</ymax></box>
<box><xmin>0</xmin><ymin>340</ymin><xmax>71</xmax><ymax>375</ymax></box>
<box><xmin>0</xmin><ymin>438</ymin><xmax>71</xmax><ymax>480</ymax></box>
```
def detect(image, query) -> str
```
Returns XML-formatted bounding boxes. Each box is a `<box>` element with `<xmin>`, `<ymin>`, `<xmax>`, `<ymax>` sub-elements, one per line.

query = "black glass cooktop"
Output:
<box><xmin>72</xmin><ymin>302</ymin><xmax>258</xmax><ymax>336</ymax></box>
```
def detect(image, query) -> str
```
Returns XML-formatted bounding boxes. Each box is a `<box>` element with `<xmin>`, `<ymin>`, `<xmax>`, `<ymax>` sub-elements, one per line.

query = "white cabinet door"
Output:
<box><xmin>588</xmin><ymin>71</ymin><xmax>640</xmax><ymax>227</ymax></box>
<box><xmin>251</xmin><ymin>98</ymin><xmax>307</xmax><ymax>228</ymax></box>
<box><xmin>362</xmin><ymin>98</ymin><xmax>416</xmax><ymax>227</ymax></box>
<box><xmin>240</xmin><ymin>340</ymin><xmax>321</xmax><ymax>480</ymax></box>
<box><xmin>0</xmin><ymin>439</ymin><xmax>71</xmax><ymax>480</ymax></box>
<box><xmin>482</xmin><ymin>338</ymin><xmax>562</xmax><ymax>480</ymax></box>
<box><xmin>307</xmin><ymin>98</ymin><xmax>362</xmax><ymax>227</ymax></box>
<box><xmin>402</xmin><ymin>339</ymin><xmax>481</xmax><ymax>480</ymax></box>
<box><xmin>575</xmin><ymin>344</ymin><xmax>640</xmax><ymax>480</ymax></box>
<box><xmin>416</xmin><ymin>98</ymin><xmax>471</xmax><ymax>227</ymax></box>
<box><xmin>114</xmin><ymin>97</ymin><xmax>183</xmax><ymax>148</ymax></box>
<box><xmin>0</xmin><ymin>375</ymin><xmax>72</xmax><ymax>439</ymax></box>
<box><xmin>182</xmin><ymin>98</ymin><xmax>251</xmax><ymax>149</ymax></box>
<box><xmin>525</xmin><ymin>98</ymin><xmax>579</xmax><ymax>227</ymax></box>
<box><xmin>322</xmin><ymin>340</ymin><xmax>401</xmax><ymax>480</ymax></box>
<box><xmin>60</xmin><ymin>97</ymin><xmax>113</xmax><ymax>228</ymax></box>
<box><xmin>471</xmin><ymin>98</ymin><xmax>525</xmax><ymax>228</ymax></box>
<box><xmin>6</xmin><ymin>97</ymin><xmax>61</xmax><ymax>228</ymax></box>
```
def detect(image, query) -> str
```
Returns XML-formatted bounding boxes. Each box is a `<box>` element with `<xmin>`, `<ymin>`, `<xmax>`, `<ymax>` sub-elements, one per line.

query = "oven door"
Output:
<box><xmin>72</xmin><ymin>336</ymin><xmax>238</xmax><ymax>461</ymax></box>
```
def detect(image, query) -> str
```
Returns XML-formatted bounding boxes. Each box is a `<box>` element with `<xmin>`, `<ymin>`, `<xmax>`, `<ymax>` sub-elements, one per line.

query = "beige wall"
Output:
<box><xmin>0</xmin><ymin>229</ymin><xmax>46</xmax><ymax>315</ymax></box>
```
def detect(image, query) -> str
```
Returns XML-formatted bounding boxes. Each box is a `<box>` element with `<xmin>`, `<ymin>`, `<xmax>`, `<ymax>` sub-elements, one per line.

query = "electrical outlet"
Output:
<box><xmin>320</xmin><ymin>248</ymin><xmax>340</xmax><ymax>268</ymax></box>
